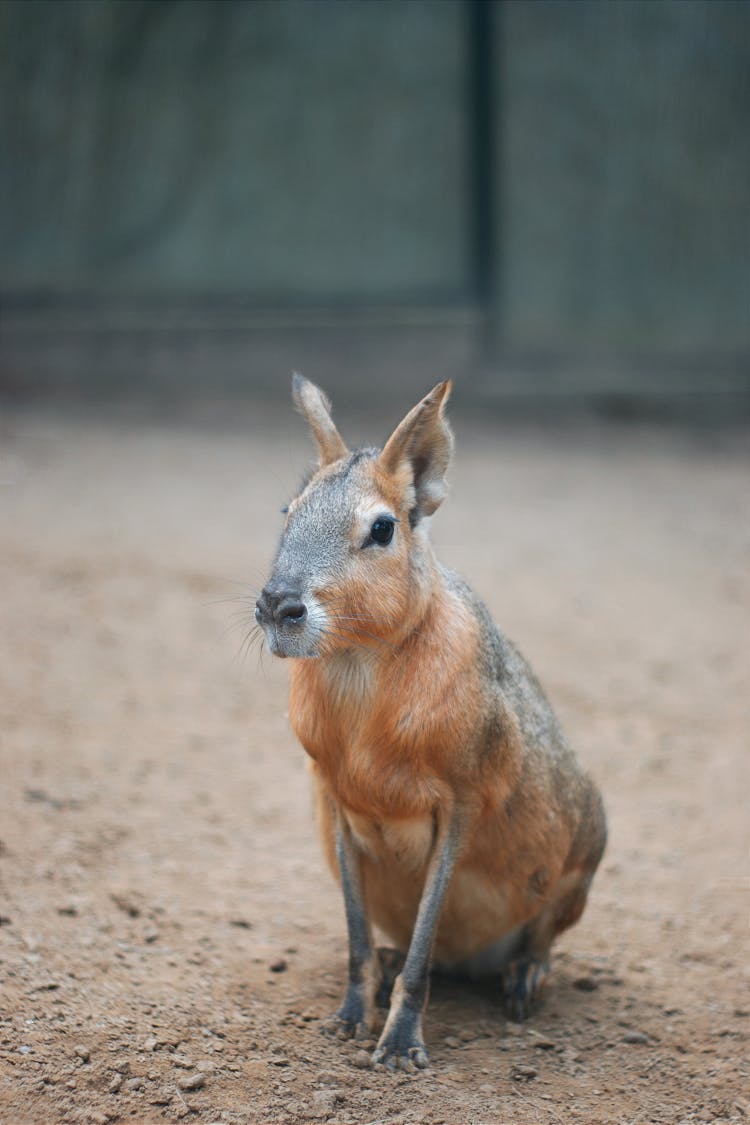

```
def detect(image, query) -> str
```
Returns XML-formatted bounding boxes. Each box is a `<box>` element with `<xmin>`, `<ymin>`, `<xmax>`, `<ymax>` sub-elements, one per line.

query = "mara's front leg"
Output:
<box><xmin>372</xmin><ymin>805</ymin><xmax>463</xmax><ymax>1071</ymax></box>
<box><xmin>325</xmin><ymin>808</ymin><xmax>379</xmax><ymax>1040</ymax></box>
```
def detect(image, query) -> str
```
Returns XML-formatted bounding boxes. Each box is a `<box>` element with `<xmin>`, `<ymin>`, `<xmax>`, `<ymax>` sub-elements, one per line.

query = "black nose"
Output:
<box><xmin>256</xmin><ymin>585</ymin><xmax>308</xmax><ymax>628</ymax></box>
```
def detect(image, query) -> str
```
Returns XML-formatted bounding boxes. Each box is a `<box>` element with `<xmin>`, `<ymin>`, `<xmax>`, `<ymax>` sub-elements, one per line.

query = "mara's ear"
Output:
<box><xmin>292</xmin><ymin>373</ymin><xmax>348</xmax><ymax>466</ymax></box>
<box><xmin>379</xmin><ymin>380</ymin><xmax>453</xmax><ymax>519</ymax></box>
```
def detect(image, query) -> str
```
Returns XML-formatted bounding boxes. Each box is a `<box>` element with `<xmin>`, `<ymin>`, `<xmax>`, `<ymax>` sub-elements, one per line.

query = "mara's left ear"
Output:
<box><xmin>379</xmin><ymin>380</ymin><xmax>453</xmax><ymax>520</ymax></box>
<box><xmin>292</xmin><ymin>373</ymin><xmax>348</xmax><ymax>466</ymax></box>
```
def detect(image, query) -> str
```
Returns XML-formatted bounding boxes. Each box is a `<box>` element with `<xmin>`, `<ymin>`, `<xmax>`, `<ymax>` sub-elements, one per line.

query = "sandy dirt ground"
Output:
<box><xmin>0</xmin><ymin>398</ymin><xmax>748</xmax><ymax>1125</ymax></box>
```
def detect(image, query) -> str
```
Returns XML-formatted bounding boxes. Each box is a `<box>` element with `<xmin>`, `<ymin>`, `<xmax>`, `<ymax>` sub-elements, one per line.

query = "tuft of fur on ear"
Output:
<box><xmin>292</xmin><ymin>373</ymin><xmax>348</xmax><ymax>467</ymax></box>
<box><xmin>379</xmin><ymin>380</ymin><xmax>453</xmax><ymax>520</ymax></box>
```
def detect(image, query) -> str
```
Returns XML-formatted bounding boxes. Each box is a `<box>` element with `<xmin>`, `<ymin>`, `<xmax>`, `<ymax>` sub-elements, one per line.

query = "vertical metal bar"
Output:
<box><xmin>468</xmin><ymin>0</ymin><xmax>499</xmax><ymax>355</ymax></box>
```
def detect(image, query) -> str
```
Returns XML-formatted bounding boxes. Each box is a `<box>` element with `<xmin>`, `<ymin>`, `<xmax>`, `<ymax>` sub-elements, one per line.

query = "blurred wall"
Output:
<box><xmin>1</xmin><ymin>0</ymin><xmax>749</xmax><ymax>405</ymax></box>
<box><xmin>1</xmin><ymin>0</ymin><xmax>469</xmax><ymax>301</ymax></box>
<box><xmin>503</xmin><ymin>1</ymin><xmax>750</xmax><ymax>354</ymax></box>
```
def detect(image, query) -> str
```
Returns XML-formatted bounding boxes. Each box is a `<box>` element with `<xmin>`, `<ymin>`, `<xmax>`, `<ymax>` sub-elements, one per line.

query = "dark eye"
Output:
<box><xmin>369</xmin><ymin>517</ymin><xmax>395</xmax><ymax>546</ymax></box>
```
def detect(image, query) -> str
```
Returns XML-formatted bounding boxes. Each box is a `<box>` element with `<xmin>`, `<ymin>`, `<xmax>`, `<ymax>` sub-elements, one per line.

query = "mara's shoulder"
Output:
<box><xmin>439</xmin><ymin>566</ymin><xmax>567</xmax><ymax>751</ymax></box>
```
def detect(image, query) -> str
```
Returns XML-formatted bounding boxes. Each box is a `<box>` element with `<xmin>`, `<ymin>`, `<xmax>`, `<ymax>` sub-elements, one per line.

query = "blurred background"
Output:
<box><xmin>1</xmin><ymin>0</ymin><xmax>749</xmax><ymax>417</ymax></box>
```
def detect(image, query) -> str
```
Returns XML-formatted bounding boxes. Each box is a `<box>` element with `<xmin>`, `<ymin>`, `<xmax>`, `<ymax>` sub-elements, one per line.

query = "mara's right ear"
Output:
<box><xmin>292</xmin><ymin>373</ymin><xmax>348</xmax><ymax>467</ymax></box>
<box><xmin>379</xmin><ymin>380</ymin><xmax>453</xmax><ymax>521</ymax></box>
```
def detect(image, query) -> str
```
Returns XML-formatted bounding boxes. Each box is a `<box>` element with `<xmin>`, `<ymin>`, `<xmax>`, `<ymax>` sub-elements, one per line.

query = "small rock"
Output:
<box><xmin>573</xmin><ymin>976</ymin><xmax>598</xmax><ymax>991</ymax></box>
<box><xmin>177</xmin><ymin>1071</ymin><xmax>206</xmax><ymax>1092</ymax></box>
<box><xmin>74</xmin><ymin>1044</ymin><xmax>90</xmax><ymax>1062</ymax></box>
<box><xmin>143</xmin><ymin>1037</ymin><xmax>157</xmax><ymax>1052</ymax></box>
<box><xmin>315</xmin><ymin>1070</ymin><xmax>340</xmax><ymax>1085</ymax></box>
<box><xmin>622</xmin><ymin>1030</ymin><xmax>649</xmax><ymax>1045</ymax></box>
<box><xmin>57</xmin><ymin>905</ymin><xmax>78</xmax><ymax>916</ymax></box>
<box><xmin>479</xmin><ymin>1082</ymin><xmax>495</xmax><ymax>1093</ymax></box>
<box><xmin>171</xmin><ymin>1054</ymin><xmax>194</xmax><ymax>1069</ymax></box>
<box><xmin>150</xmin><ymin>1089</ymin><xmax>173</xmax><ymax>1106</ymax></box>
<box><xmin>0</xmin><ymin>915</ymin><xmax>11</xmax><ymax>926</ymax></box>
<box><xmin>143</xmin><ymin>929</ymin><xmax>160</xmax><ymax>944</ymax></box>
<box><xmin>110</xmin><ymin>892</ymin><xmax>141</xmax><ymax>918</ymax></box>
<box><xmin>155</xmin><ymin>1029</ymin><xmax>183</xmax><ymax>1048</ymax></box>
<box><xmin>111</xmin><ymin>1058</ymin><xmax>130</xmax><ymax>1075</ymax></box>
<box><xmin>443</xmin><ymin>1036</ymin><xmax>461</xmax><ymax>1048</ymax></box>
<box><xmin>66</xmin><ymin>1080</ymin><xmax>77</xmax><ymax>1089</ymax></box>
<box><xmin>511</xmin><ymin>1064</ymin><xmax>537</xmax><ymax>1081</ymax></box>
<box><xmin>90</xmin><ymin>1113</ymin><xmax>110</xmax><ymax>1125</ymax></box>
<box><xmin>352</xmin><ymin>1050</ymin><xmax>371</xmax><ymax>1069</ymax></box>
<box><xmin>229</xmin><ymin>918</ymin><xmax>252</xmax><ymax>929</ymax></box>
<box><xmin>531</xmin><ymin>1036</ymin><xmax>557</xmax><ymax>1050</ymax></box>
<box><xmin>310</xmin><ymin>1088</ymin><xmax>340</xmax><ymax>1118</ymax></box>
<box><xmin>108</xmin><ymin>1075</ymin><xmax>123</xmax><ymax>1094</ymax></box>
<box><xmin>126</xmin><ymin>1076</ymin><xmax>144</xmax><ymax>1092</ymax></box>
<box><xmin>270</xmin><ymin>958</ymin><xmax>288</xmax><ymax>973</ymax></box>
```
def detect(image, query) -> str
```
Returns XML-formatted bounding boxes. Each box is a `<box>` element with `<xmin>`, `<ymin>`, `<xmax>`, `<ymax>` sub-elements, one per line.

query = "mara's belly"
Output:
<box><xmin>345</xmin><ymin>810</ymin><xmax>531</xmax><ymax>966</ymax></box>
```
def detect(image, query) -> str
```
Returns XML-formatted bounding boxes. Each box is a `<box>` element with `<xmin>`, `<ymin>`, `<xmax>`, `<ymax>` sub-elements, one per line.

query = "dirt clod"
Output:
<box><xmin>150</xmin><ymin>1088</ymin><xmax>174</xmax><ymax>1105</ymax></box>
<box><xmin>511</xmin><ymin>1064</ymin><xmax>538</xmax><ymax>1081</ymax></box>
<box><xmin>177</xmin><ymin>1071</ymin><xmax>206</xmax><ymax>1092</ymax></box>
<box><xmin>310</xmin><ymin>1088</ymin><xmax>341</xmax><ymax>1118</ymax></box>
<box><xmin>622</xmin><ymin>1031</ymin><xmax>650</xmax><ymax>1045</ymax></box>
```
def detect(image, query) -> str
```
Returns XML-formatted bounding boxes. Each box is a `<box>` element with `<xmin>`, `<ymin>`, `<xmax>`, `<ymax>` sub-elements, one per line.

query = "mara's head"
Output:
<box><xmin>255</xmin><ymin>375</ymin><xmax>453</xmax><ymax>659</ymax></box>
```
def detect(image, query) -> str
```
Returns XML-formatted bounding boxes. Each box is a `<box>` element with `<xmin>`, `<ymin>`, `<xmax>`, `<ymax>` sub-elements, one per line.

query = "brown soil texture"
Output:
<box><xmin>0</xmin><ymin>402</ymin><xmax>748</xmax><ymax>1125</ymax></box>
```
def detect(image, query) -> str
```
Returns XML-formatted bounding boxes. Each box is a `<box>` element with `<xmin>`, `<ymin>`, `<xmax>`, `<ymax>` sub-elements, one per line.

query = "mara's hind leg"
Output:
<box><xmin>504</xmin><ymin>783</ymin><xmax>607</xmax><ymax>1020</ymax></box>
<box><xmin>503</xmin><ymin>867</ymin><xmax>596</xmax><ymax>1021</ymax></box>
<box><xmin>375</xmin><ymin>947</ymin><xmax>405</xmax><ymax>1009</ymax></box>
<box><xmin>503</xmin><ymin>953</ymin><xmax>550</xmax><ymax>1022</ymax></box>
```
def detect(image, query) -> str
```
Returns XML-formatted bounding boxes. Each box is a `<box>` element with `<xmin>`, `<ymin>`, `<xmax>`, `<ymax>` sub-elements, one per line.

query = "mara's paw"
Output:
<box><xmin>322</xmin><ymin>985</ymin><xmax>371</xmax><ymax>1041</ymax></box>
<box><xmin>371</xmin><ymin>1007</ymin><xmax>429</xmax><ymax>1072</ymax></box>
<box><xmin>503</xmin><ymin>957</ymin><xmax>548</xmax><ymax>1023</ymax></box>
<box><xmin>322</xmin><ymin>1012</ymin><xmax>370</xmax><ymax>1041</ymax></box>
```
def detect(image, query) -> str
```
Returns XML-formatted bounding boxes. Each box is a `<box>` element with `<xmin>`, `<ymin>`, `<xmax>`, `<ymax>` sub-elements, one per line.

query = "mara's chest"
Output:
<box><xmin>289</xmin><ymin>656</ymin><xmax>444</xmax><ymax>818</ymax></box>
